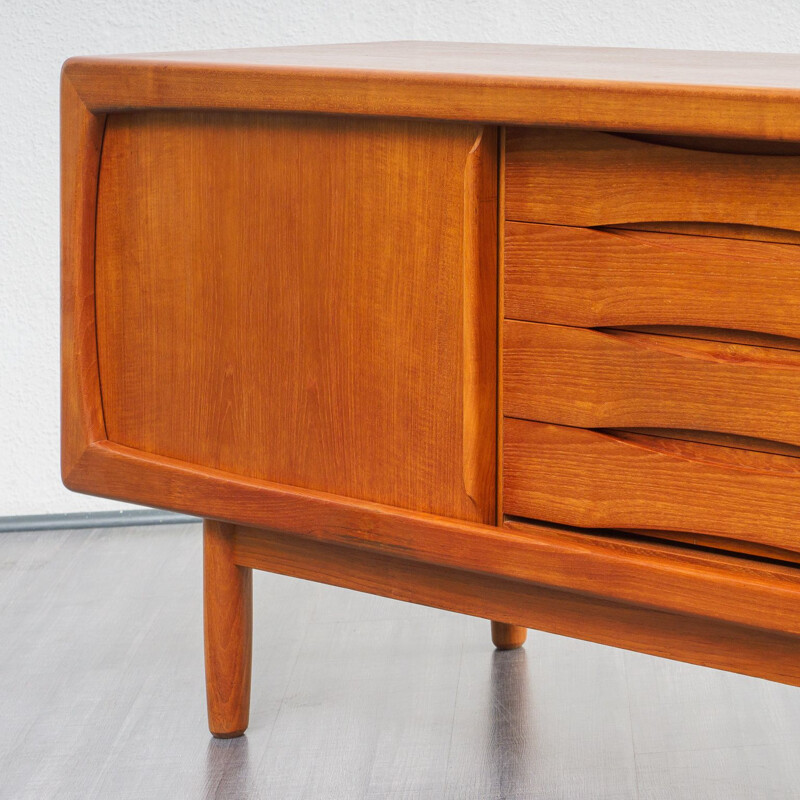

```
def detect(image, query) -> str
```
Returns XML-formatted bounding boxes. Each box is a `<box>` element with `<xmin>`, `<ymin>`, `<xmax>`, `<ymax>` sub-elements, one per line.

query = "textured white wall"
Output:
<box><xmin>2</xmin><ymin>1</ymin><xmax>799</xmax><ymax>516</ymax></box>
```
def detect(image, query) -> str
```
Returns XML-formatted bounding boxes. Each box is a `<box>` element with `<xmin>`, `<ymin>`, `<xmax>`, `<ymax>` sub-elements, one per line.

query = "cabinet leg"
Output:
<box><xmin>491</xmin><ymin>621</ymin><xmax>527</xmax><ymax>650</ymax></box>
<box><xmin>204</xmin><ymin>520</ymin><xmax>252</xmax><ymax>738</ymax></box>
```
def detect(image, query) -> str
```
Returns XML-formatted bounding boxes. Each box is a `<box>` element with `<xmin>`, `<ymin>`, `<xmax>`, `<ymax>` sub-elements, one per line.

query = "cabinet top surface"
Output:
<box><xmin>63</xmin><ymin>41</ymin><xmax>800</xmax><ymax>140</ymax></box>
<box><xmin>67</xmin><ymin>41</ymin><xmax>800</xmax><ymax>90</ymax></box>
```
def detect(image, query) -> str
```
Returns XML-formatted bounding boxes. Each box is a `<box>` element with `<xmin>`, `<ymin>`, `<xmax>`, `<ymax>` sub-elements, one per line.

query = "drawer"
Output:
<box><xmin>503</xmin><ymin>418</ymin><xmax>800</xmax><ymax>554</ymax></box>
<box><xmin>504</xmin><ymin>128</ymin><xmax>800</xmax><ymax>231</ymax></box>
<box><xmin>503</xmin><ymin>320</ymin><xmax>800</xmax><ymax>448</ymax></box>
<box><xmin>504</xmin><ymin>222</ymin><xmax>800</xmax><ymax>340</ymax></box>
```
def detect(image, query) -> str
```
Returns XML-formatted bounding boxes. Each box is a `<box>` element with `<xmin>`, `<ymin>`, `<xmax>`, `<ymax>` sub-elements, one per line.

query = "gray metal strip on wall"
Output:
<box><xmin>0</xmin><ymin>510</ymin><xmax>199</xmax><ymax>533</ymax></box>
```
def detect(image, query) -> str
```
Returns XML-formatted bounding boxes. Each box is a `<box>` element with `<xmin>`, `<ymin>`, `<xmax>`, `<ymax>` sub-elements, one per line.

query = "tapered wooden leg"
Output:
<box><xmin>204</xmin><ymin>520</ymin><xmax>252</xmax><ymax>738</ymax></box>
<box><xmin>491</xmin><ymin>621</ymin><xmax>527</xmax><ymax>650</ymax></box>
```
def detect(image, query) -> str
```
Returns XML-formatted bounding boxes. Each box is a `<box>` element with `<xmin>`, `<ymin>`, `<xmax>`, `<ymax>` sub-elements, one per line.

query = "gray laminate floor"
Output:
<box><xmin>1</xmin><ymin>523</ymin><xmax>799</xmax><ymax>799</ymax></box>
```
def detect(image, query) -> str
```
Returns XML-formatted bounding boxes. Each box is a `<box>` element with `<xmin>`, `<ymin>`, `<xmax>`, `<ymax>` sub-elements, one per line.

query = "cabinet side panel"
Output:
<box><xmin>60</xmin><ymin>76</ymin><xmax>106</xmax><ymax>481</ymax></box>
<box><xmin>95</xmin><ymin>112</ymin><xmax>496</xmax><ymax>522</ymax></box>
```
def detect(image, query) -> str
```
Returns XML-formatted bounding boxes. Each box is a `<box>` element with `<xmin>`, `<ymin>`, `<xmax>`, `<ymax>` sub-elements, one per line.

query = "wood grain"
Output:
<box><xmin>94</xmin><ymin>111</ymin><xmax>495</xmax><ymax>522</ymax></box>
<box><xmin>60</xmin><ymin>75</ymin><xmax>106</xmax><ymax>480</ymax></box>
<box><xmin>462</xmin><ymin>127</ymin><xmax>498</xmax><ymax>511</ymax></box>
<box><xmin>609</xmin><ymin>132</ymin><xmax>800</xmax><ymax>155</ymax></box>
<box><xmin>619</xmin><ymin>527</ymin><xmax>800</xmax><ymax>567</ymax></box>
<box><xmin>496</xmin><ymin>127</ymin><xmax>507</xmax><ymax>522</ymax></box>
<box><xmin>492</xmin><ymin>133</ymin><xmax>513</xmax><ymax>651</ymax></box>
<box><xmin>231</xmin><ymin>523</ymin><xmax>800</xmax><ymax>687</ymax></box>
<box><xmin>616</xmin><ymin>221</ymin><xmax>800</xmax><ymax>246</ymax></box>
<box><xmin>605</xmin><ymin>428</ymin><xmax>800</xmax><ymax>461</ymax></box>
<box><xmin>65</xmin><ymin>441</ymin><xmax>800</xmax><ymax>637</ymax></box>
<box><xmin>504</xmin><ymin>419</ymin><xmax>800</xmax><ymax>554</ymax></box>
<box><xmin>615</xmin><ymin>328</ymin><xmax>800</xmax><ymax>355</ymax></box>
<box><xmin>204</xmin><ymin>519</ymin><xmax>252</xmax><ymax>738</ymax></box>
<box><xmin>504</xmin><ymin>223</ymin><xmax>800</xmax><ymax>339</ymax></box>
<box><xmin>505</xmin><ymin>128</ymin><xmax>800</xmax><ymax>230</ymax></box>
<box><xmin>503</xmin><ymin>320</ymin><xmax>800</xmax><ymax>447</ymax></box>
<box><xmin>62</xmin><ymin>42</ymin><xmax>800</xmax><ymax>141</ymax></box>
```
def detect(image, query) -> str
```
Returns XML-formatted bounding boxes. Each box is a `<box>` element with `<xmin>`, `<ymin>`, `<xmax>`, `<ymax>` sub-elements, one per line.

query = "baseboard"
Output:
<box><xmin>0</xmin><ymin>509</ymin><xmax>199</xmax><ymax>533</ymax></box>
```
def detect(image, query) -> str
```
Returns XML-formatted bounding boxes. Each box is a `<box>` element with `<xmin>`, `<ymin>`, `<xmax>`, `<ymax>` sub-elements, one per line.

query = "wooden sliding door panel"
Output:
<box><xmin>503</xmin><ymin>418</ymin><xmax>800</xmax><ymax>554</ymax></box>
<box><xmin>95</xmin><ymin>112</ymin><xmax>497</xmax><ymax>521</ymax></box>
<box><xmin>504</xmin><ymin>128</ymin><xmax>800</xmax><ymax>230</ymax></box>
<box><xmin>504</xmin><ymin>222</ymin><xmax>800</xmax><ymax>339</ymax></box>
<box><xmin>503</xmin><ymin>320</ymin><xmax>800</xmax><ymax>447</ymax></box>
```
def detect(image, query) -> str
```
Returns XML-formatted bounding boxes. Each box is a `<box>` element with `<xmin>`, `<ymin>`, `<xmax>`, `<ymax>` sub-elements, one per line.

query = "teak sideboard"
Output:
<box><xmin>62</xmin><ymin>41</ymin><xmax>800</xmax><ymax>737</ymax></box>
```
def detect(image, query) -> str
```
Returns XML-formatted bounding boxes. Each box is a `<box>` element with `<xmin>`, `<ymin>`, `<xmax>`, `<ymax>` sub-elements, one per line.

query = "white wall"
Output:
<box><xmin>2</xmin><ymin>0</ymin><xmax>799</xmax><ymax>516</ymax></box>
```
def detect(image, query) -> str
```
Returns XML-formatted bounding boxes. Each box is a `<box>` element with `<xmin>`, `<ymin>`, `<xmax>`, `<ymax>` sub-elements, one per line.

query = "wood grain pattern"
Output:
<box><xmin>462</xmin><ymin>127</ymin><xmax>498</xmax><ymax>511</ymax></box>
<box><xmin>616</xmin><ymin>221</ymin><xmax>800</xmax><ymax>246</ymax></box>
<box><xmin>504</xmin><ymin>223</ymin><xmax>800</xmax><ymax>339</ymax></box>
<box><xmin>204</xmin><ymin>519</ymin><xmax>252</xmax><ymax>738</ymax></box>
<box><xmin>62</xmin><ymin>42</ymin><xmax>800</xmax><ymax>140</ymax></box>
<box><xmin>605</xmin><ymin>428</ymin><xmax>800</xmax><ymax>461</ymax></box>
<box><xmin>491</xmin><ymin>134</ymin><xmax>518</xmax><ymax>652</ymax></box>
<box><xmin>60</xmin><ymin>75</ymin><xmax>106</xmax><ymax>479</ymax></box>
<box><xmin>94</xmin><ymin>112</ymin><xmax>495</xmax><ymax>522</ymax></box>
<box><xmin>496</xmin><ymin>127</ymin><xmax>507</xmax><ymax>523</ymax></box>
<box><xmin>619</xmin><ymin>528</ymin><xmax>800</xmax><ymax>567</ymax></box>
<box><xmin>231</xmin><ymin>523</ymin><xmax>800</xmax><ymax>687</ymax></box>
<box><xmin>504</xmin><ymin>419</ymin><xmax>800</xmax><ymax>554</ymax></box>
<box><xmin>65</xmin><ymin>441</ymin><xmax>800</xmax><ymax>637</ymax></box>
<box><xmin>609</xmin><ymin>132</ymin><xmax>800</xmax><ymax>155</ymax></box>
<box><xmin>504</xmin><ymin>320</ymin><xmax>800</xmax><ymax>447</ymax></box>
<box><xmin>505</xmin><ymin>128</ymin><xmax>800</xmax><ymax>230</ymax></box>
<box><xmin>616</xmin><ymin>328</ymin><xmax>800</xmax><ymax>355</ymax></box>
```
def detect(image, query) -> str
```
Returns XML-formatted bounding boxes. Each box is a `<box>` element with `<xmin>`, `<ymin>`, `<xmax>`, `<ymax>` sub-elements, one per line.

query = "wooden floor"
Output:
<box><xmin>1</xmin><ymin>523</ymin><xmax>799</xmax><ymax>799</ymax></box>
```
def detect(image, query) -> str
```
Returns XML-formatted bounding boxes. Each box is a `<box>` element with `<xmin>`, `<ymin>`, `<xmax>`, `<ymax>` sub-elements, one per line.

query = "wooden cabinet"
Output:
<box><xmin>62</xmin><ymin>42</ymin><xmax>800</xmax><ymax>737</ymax></box>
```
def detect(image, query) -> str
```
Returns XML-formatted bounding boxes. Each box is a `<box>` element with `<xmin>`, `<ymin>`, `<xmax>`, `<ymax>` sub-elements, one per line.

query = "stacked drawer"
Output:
<box><xmin>501</xmin><ymin>127</ymin><xmax>800</xmax><ymax>561</ymax></box>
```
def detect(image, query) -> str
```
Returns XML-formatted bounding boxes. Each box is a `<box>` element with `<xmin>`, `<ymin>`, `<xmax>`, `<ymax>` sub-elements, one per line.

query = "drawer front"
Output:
<box><xmin>504</xmin><ymin>222</ymin><xmax>800</xmax><ymax>340</ymax></box>
<box><xmin>503</xmin><ymin>418</ymin><xmax>800</xmax><ymax>554</ymax></box>
<box><xmin>504</xmin><ymin>320</ymin><xmax>800</xmax><ymax>448</ymax></box>
<box><xmin>504</xmin><ymin>128</ymin><xmax>800</xmax><ymax>230</ymax></box>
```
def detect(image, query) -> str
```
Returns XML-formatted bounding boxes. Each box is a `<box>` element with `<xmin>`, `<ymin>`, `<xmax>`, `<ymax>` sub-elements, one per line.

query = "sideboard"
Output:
<box><xmin>62</xmin><ymin>41</ymin><xmax>800</xmax><ymax>737</ymax></box>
